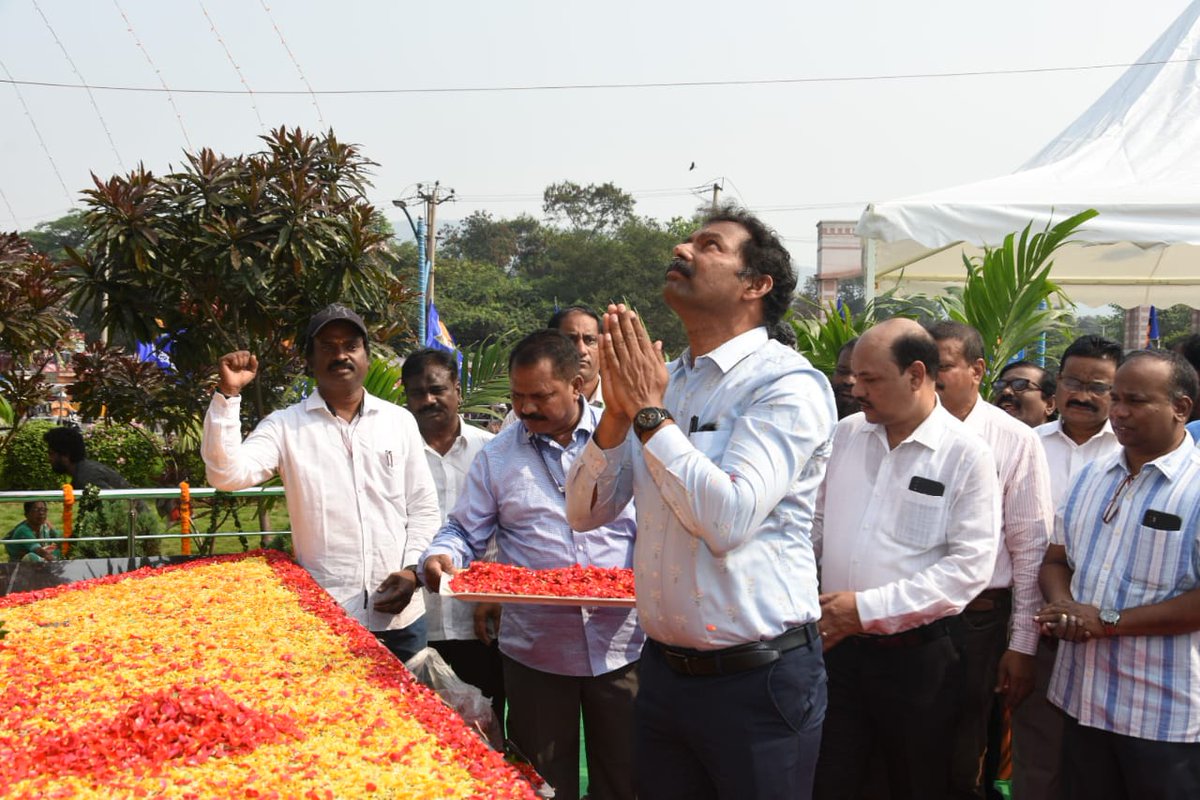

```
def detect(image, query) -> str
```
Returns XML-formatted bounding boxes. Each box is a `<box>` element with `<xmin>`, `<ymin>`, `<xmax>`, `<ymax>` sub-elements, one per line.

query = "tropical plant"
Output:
<box><xmin>0</xmin><ymin>233</ymin><xmax>75</xmax><ymax>452</ymax></box>
<box><xmin>791</xmin><ymin>304</ymin><xmax>872</xmax><ymax>377</ymax></box>
<box><xmin>67</xmin><ymin>126</ymin><xmax>414</xmax><ymax>431</ymax></box>
<box><xmin>931</xmin><ymin>210</ymin><xmax>1096</xmax><ymax>389</ymax></box>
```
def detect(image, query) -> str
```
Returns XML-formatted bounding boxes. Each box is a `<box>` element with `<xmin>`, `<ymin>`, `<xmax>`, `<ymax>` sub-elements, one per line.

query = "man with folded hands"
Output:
<box><xmin>567</xmin><ymin>207</ymin><xmax>835</xmax><ymax>799</ymax></box>
<box><xmin>812</xmin><ymin>318</ymin><xmax>1001</xmax><ymax>800</ymax></box>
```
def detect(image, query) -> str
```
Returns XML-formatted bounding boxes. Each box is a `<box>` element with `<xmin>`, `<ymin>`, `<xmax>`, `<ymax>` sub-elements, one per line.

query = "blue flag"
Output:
<box><xmin>1147</xmin><ymin>305</ymin><xmax>1160</xmax><ymax>346</ymax></box>
<box><xmin>425</xmin><ymin>302</ymin><xmax>464</xmax><ymax>372</ymax></box>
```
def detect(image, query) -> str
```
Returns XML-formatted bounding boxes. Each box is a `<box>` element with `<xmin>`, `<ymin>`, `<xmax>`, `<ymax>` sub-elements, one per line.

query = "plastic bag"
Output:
<box><xmin>404</xmin><ymin>646</ymin><xmax>504</xmax><ymax>750</ymax></box>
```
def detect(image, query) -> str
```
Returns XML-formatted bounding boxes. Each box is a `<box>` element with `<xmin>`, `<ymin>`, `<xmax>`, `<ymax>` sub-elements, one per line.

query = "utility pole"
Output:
<box><xmin>710</xmin><ymin>182</ymin><xmax>722</xmax><ymax>212</ymax></box>
<box><xmin>416</xmin><ymin>181</ymin><xmax>455</xmax><ymax>309</ymax></box>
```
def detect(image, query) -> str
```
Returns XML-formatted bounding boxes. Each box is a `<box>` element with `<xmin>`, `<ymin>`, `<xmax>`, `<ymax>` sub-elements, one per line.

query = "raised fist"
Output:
<box><xmin>217</xmin><ymin>351</ymin><xmax>259</xmax><ymax>396</ymax></box>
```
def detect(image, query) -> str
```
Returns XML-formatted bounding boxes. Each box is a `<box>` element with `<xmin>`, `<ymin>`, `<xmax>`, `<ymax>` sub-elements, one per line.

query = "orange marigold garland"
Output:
<box><xmin>0</xmin><ymin>551</ymin><xmax>537</xmax><ymax>799</ymax></box>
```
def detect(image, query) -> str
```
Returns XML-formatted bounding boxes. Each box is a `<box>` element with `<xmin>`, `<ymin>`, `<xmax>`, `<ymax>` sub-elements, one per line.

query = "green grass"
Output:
<box><xmin>2</xmin><ymin>498</ymin><xmax>292</xmax><ymax>561</ymax></box>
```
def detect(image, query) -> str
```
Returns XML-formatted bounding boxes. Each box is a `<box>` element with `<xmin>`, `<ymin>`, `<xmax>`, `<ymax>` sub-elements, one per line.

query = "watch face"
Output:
<box><xmin>1100</xmin><ymin>609</ymin><xmax>1120</xmax><ymax>625</ymax></box>
<box><xmin>635</xmin><ymin>408</ymin><xmax>667</xmax><ymax>431</ymax></box>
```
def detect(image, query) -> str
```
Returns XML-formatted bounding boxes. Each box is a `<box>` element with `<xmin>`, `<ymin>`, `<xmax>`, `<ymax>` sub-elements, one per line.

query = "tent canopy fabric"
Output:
<box><xmin>857</xmin><ymin>2</ymin><xmax>1200</xmax><ymax>309</ymax></box>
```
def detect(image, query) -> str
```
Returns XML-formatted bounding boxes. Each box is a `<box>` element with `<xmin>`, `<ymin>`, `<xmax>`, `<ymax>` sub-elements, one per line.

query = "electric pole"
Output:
<box><xmin>710</xmin><ymin>181</ymin><xmax>722</xmax><ymax>212</ymax></box>
<box><xmin>417</xmin><ymin>181</ymin><xmax>455</xmax><ymax>308</ymax></box>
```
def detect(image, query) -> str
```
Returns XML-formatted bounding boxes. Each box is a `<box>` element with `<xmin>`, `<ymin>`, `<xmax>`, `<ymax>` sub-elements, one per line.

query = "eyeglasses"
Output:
<box><xmin>1102</xmin><ymin>473</ymin><xmax>1135</xmax><ymax>524</ymax></box>
<box><xmin>992</xmin><ymin>377</ymin><xmax>1042</xmax><ymax>394</ymax></box>
<box><xmin>1059</xmin><ymin>376</ymin><xmax>1113</xmax><ymax>396</ymax></box>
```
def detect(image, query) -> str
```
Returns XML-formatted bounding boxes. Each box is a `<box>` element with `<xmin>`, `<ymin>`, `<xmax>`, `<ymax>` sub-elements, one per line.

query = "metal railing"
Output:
<box><xmin>1</xmin><ymin>486</ymin><xmax>290</xmax><ymax>559</ymax></box>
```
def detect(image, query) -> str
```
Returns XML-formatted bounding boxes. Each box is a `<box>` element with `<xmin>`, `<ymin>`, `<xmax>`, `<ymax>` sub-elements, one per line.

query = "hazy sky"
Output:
<box><xmin>0</xmin><ymin>0</ymin><xmax>1188</xmax><ymax>278</ymax></box>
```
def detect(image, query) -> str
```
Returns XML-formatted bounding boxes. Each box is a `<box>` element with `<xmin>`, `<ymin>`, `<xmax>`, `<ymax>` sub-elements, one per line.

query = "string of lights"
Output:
<box><xmin>110</xmin><ymin>0</ymin><xmax>193</xmax><ymax>151</ymax></box>
<box><xmin>197</xmin><ymin>0</ymin><xmax>266</xmax><ymax>132</ymax></box>
<box><xmin>0</xmin><ymin>56</ymin><xmax>74</xmax><ymax>207</ymax></box>
<box><xmin>257</xmin><ymin>0</ymin><xmax>325</xmax><ymax>127</ymax></box>
<box><xmin>29</xmin><ymin>0</ymin><xmax>125</xmax><ymax>170</ymax></box>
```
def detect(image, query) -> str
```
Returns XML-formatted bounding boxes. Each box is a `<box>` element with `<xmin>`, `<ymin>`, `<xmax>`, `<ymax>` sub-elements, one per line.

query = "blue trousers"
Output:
<box><xmin>635</xmin><ymin>637</ymin><xmax>826</xmax><ymax>800</ymax></box>
<box><xmin>374</xmin><ymin>616</ymin><xmax>428</xmax><ymax>663</ymax></box>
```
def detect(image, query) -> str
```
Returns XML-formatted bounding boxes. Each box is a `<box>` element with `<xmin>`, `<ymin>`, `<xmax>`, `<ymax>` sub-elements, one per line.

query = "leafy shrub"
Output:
<box><xmin>0</xmin><ymin>419</ymin><xmax>62</xmax><ymax>490</ymax></box>
<box><xmin>67</xmin><ymin>484</ymin><xmax>161</xmax><ymax>559</ymax></box>
<box><xmin>85</xmin><ymin>424</ymin><xmax>165</xmax><ymax>488</ymax></box>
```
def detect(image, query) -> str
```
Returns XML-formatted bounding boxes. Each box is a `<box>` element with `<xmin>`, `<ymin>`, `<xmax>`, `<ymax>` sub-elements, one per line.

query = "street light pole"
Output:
<box><xmin>392</xmin><ymin>199</ymin><xmax>428</xmax><ymax>344</ymax></box>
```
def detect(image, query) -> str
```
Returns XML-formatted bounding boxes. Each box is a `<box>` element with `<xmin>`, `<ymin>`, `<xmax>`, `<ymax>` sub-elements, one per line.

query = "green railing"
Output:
<box><xmin>1</xmin><ymin>486</ymin><xmax>289</xmax><ymax>559</ymax></box>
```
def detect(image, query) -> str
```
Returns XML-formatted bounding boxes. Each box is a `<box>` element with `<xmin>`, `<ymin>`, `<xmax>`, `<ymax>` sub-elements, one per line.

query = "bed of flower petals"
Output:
<box><xmin>451</xmin><ymin>563</ymin><xmax>636</xmax><ymax>599</ymax></box>
<box><xmin>0</xmin><ymin>550</ymin><xmax>536</xmax><ymax>799</ymax></box>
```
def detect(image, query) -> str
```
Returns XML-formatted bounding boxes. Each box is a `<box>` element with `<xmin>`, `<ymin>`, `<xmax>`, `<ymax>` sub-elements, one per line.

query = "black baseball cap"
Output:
<box><xmin>304</xmin><ymin>304</ymin><xmax>369</xmax><ymax>349</ymax></box>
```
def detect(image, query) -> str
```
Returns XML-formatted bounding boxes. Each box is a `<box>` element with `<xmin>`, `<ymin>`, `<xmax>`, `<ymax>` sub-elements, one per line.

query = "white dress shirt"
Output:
<box><xmin>422</xmin><ymin>416</ymin><xmax>494</xmax><ymax>641</ymax></box>
<box><xmin>568</xmin><ymin>327</ymin><xmax>835</xmax><ymax>650</ymax></box>
<box><xmin>815</xmin><ymin>403</ymin><xmax>1001</xmax><ymax>634</ymax></box>
<box><xmin>1035</xmin><ymin>419</ymin><xmax>1120</xmax><ymax>509</ymax></box>
<box><xmin>202</xmin><ymin>389</ymin><xmax>441</xmax><ymax>631</ymax></box>
<box><xmin>963</xmin><ymin>399</ymin><xmax>1054</xmax><ymax>654</ymax></box>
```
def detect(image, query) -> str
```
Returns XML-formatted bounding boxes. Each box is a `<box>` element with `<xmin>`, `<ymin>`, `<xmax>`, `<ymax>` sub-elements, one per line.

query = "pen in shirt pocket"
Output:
<box><xmin>385</xmin><ymin>450</ymin><xmax>394</xmax><ymax>467</ymax></box>
<box><xmin>687</xmin><ymin>416</ymin><xmax>718</xmax><ymax>435</ymax></box>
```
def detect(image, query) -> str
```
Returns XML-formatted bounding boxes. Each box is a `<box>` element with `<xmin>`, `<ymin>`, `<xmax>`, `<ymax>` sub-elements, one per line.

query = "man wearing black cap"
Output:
<box><xmin>202</xmin><ymin>304</ymin><xmax>441</xmax><ymax>661</ymax></box>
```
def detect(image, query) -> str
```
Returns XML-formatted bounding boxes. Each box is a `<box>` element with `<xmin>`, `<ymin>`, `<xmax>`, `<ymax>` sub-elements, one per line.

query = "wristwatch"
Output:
<box><xmin>1099</xmin><ymin>608</ymin><xmax>1121</xmax><ymax>635</ymax></box>
<box><xmin>633</xmin><ymin>407</ymin><xmax>674</xmax><ymax>436</ymax></box>
<box><xmin>404</xmin><ymin>564</ymin><xmax>422</xmax><ymax>587</ymax></box>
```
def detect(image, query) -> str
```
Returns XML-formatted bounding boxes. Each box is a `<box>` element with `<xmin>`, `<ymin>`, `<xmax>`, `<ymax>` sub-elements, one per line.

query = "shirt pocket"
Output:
<box><xmin>1119</xmin><ymin>525</ymin><xmax>1193</xmax><ymax>601</ymax></box>
<box><xmin>690</xmin><ymin>430</ymin><xmax>731</xmax><ymax>461</ymax></box>
<box><xmin>891</xmin><ymin>490</ymin><xmax>949</xmax><ymax>548</ymax></box>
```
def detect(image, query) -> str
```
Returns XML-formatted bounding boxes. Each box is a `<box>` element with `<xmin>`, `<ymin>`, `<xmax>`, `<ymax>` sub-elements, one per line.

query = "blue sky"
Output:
<box><xmin>0</xmin><ymin>0</ymin><xmax>1188</xmax><ymax>280</ymax></box>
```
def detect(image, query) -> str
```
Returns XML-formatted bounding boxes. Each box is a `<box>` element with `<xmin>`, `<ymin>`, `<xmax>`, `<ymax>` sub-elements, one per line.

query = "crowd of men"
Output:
<box><xmin>201</xmin><ymin>207</ymin><xmax>1200</xmax><ymax>800</ymax></box>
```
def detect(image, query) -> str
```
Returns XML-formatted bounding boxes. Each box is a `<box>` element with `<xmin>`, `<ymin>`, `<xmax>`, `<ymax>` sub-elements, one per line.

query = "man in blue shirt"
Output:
<box><xmin>1038</xmin><ymin>349</ymin><xmax>1200</xmax><ymax>799</ymax></box>
<box><xmin>422</xmin><ymin>329</ymin><xmax>640</xmax><ymax>800</ymax></box>
<box><xmin>567</xmin><ymin>207</ymin><xmax>834</xmax><ymax>799</ymax></box>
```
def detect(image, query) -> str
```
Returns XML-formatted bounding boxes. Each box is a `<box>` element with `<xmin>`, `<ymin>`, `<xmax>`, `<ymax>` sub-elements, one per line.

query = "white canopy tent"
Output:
<box><xmin>856</xmin><ymin>2</ymin><xmax>1200</xmax><ymax>308</ymax></box>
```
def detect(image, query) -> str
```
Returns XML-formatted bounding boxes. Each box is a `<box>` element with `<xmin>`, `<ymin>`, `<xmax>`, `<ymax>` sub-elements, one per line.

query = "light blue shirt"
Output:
<box><xmin>567</xmin><ymin>327</ymin><xmax>836</xmax><ymax>650</ymax></box>
<box><xmin>1049</xmin><ymin>435</ymin><xmax>1200</xmax><ymax>742</ymax></box>
<box><xmin>1186</xmin><ymin>419</ymin><xmax>1200</xmax><ymax>443</ymax></box>
<box><xmin>422</xmin><ymin>400</ymin><xmax>642</xmax><ymax>677</ymax></box>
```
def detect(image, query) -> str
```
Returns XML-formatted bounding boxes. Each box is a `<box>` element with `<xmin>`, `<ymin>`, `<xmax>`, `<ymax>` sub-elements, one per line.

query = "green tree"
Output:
<box><xmin>0</xmin><ymin>233</ymin><xmax>75</xmax><ymax>452</ymax></box>
<box><xmin>542</xmin><ymin>181</ymin><xmax>635</xmax><ymax>234</ymax></box>
<box><xmin>67</xmin><ymin>126</ymin><xmax>413</xmax><ymax>432</ymax></box>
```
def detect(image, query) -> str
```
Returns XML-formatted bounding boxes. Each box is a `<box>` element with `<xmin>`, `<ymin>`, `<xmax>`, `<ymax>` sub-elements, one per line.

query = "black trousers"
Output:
<box><xmin>430</xmin><ymin>638</ymin><xmax>506</xmax><ymax>728</ymax></box>
<box><xmin>1062</xmin><ymin>715</ymin><xmax>1200</xmax><ymax>800</ymax></box>
<box><xmin>814</xmin><ymin>627</ymin><xmax>965</xmax><ymax>800</ymax></box>
<box><xmin>949</xmin><ymin>599</ymin><xmax>1011</xmax><ymax>799</ymax></box>
<box><xmin>635</xmin><ymin>636</ymin><xmax>826</xmax><ymax>800</ymax></box>
<box><xmin>502</xmin><ymin>654</ymin><xmax>638</xmax><ymax>800</ymax></box>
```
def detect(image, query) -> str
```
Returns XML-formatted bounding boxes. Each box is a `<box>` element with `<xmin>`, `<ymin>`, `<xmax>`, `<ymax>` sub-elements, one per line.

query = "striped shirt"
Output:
<box><xmin>1048</xmin><ymin>436</ymin><xmax>1200</xmax><ymax>742</ymax></box>
<box><xmin>423</xmin><ymin>400</ymin><xmax>642</xmax><ymax>677</ymax></box>
<box><xmin>963</xmin><ymin>400</ymin><xmax>1053</xmax><ymax>655</ymax></box>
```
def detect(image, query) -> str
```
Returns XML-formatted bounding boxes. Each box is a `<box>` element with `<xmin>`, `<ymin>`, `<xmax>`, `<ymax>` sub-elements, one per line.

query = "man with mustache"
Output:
<box><xmin>929</xmin><ymin>321</ymin><xmax>1053</xmax><ymax>800</ymax></box>
<box><xmin>400</xmin><ymin>348</ymin><xmax>504</xmax><ymax>726</ymax></box>
<box><xmin>813</xmin><ymin>318</ymin><xmax>1000</xmax><ymax>800</ymax></box>
<box><xmin>993</xmin><ymin>360</ymin><xmax>1056</xmax><ymax>428</ymax></box>
<box><xmin>203</xmin><ymin>304</ymin><xmax>441</xmax><ymax>663</ymax></box>
<box><xmin>1036</xmin><ymin>349</ymin><xmax>1200</xmax><ymax>800</ymax></box>
<box><xmin>567</xmin><ymin>208</ymin><xmax>835</xmax><ymax>799</ymax></box>
<box><xmin>1011</xmin><ymin>334</ymin><xmax>1122</xmax><ymax>800</ymax></box>
<box><xmin>422</xmin><ymin>329</ymin><xmax>640</xmax><ymax>800</ymax></box>
<box><xmin>501</xmin><ymin>306</ymin><xmax>605</xmax><ymax>430</ymax></box>
<box><xmin>832</xmin><ymin>338</ymin><xmax>861</xmax><ymax>419</ymax></box>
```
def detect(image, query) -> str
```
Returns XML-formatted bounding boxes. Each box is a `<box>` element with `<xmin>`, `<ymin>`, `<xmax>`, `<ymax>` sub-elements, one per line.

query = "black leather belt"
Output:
<box><xmin>965</xmin><ymin>587</ymin><xmax>1012</xmax><ymax>614</ymax></box>
<box><xmin>656</xmin><ymin>622</ymin><xmax>820</xmax><ymax>677</ymax></box>
<box><xmin>854</xmin><ymin>616</ymin><xmax>960</xmax><ymax>650</ymax></box>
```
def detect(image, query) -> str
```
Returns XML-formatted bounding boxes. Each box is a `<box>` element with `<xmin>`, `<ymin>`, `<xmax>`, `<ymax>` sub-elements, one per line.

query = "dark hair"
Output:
<box><xmin>998</xmin><ymin>359</ymin><xmax>1056</xmax><ymax>399</ymax></box>
<box><xmin>401</xmin><ymin>348</ymin><xmax>459</xmax><ymax>386</ymax></box>
<box><xmin>703</xmin><ymin>205</ymin><xmax>796</xmax><ymax>328</ymax></box>
<box><xmin>1059</xmin><ymin>335</ymin><xmax>1122</xmax><ymax>373</ymax></box>
<box><xmin>1174</xmin><ymin>333</ymin><xmax>1200</xmax><ymax>374</ymax></box>
<box><xmin>24</xmin><ymin>500</ymin><xmax>46</xmax><ymax>515</ymax></box>
<box><xmin>43</xmin><ymin>426</ymin><xmax>85</xmax><ymax>463</ymax></box>
<box><xmin>547</xmin><ymin>306</ymin><xmax>601</xmax><ymax>331</ymax></box>
<box><xmin>927</xmin><ymin>320</ymin><xmax>985</xmax><ymax>364</ymax></box>
<box><xmin>1122</xmin><ymin>349</ymin><xmax>1199</xmax><ymax>404</ymax></box>
<box><xmin>890</xmin><ymin>330</ymin><xmax>940</xmax><ymax>380</ymax></box>
<box><xmin>508</xmin><ymin>329</ymin><xmax>581</xmax><ymax>383</ymax></box>
<box><xmin>838</xmin><ymin>337</ymin><xmax>859</xmax><ymax>358</ymax></box>
<box><xmin>768</xmin><ymin>320</ymin><xmax>797</xmax><ymax>348</ymax></box>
